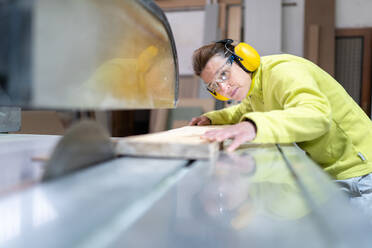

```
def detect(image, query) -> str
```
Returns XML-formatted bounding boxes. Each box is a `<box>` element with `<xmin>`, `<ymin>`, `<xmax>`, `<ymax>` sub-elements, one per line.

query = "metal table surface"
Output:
<box><xmin>0</xmin><ymin>134</ymin><xmax>190</xmax><ymax>247</ymax></box>
<box><xmin>0</xmin><ymin>134</ymin><xmax>61</xmax><ymax>194</ymax></box>
<box><xmin>1</xmin><ymin>135</ymin><xmax>372</xmax><ymax>247</ymax></box>
<box><xmin>117</xmin><ymin>145</ymin><xmax>372</xmax><ymax>248</ymax></box>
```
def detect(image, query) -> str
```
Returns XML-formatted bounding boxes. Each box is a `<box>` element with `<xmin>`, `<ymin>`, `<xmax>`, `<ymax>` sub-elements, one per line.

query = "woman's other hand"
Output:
<box><xmin>189</xmin><ymin>115</ymin><xmax>211</xmax><ymax>126</ymax></box>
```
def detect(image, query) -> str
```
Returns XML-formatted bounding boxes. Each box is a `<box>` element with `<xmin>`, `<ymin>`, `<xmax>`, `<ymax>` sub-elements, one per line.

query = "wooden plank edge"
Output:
<box><xmin>116</xmin><ymin>139</ymin><xmax>220</xmax><ymax>160</ymax></box>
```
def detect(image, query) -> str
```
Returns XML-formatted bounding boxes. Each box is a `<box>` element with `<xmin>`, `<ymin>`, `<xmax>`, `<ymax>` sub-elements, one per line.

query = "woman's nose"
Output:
<box><xmin>218</xmin><ymin>82</ymin><xmax>230</xmax><ymax>95</ymax></box>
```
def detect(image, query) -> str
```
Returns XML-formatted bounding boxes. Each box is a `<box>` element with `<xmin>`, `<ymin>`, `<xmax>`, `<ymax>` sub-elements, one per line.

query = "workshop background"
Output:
<box><xmin>2</xmin><ymin>1</ymin><xmax>372</xmax><ymax>247</ymax></box>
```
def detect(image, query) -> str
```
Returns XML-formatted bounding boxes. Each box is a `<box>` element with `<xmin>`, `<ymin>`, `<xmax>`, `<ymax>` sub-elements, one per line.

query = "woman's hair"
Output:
<box><xmin>192</xmin><ymin>42</ymin><xmax>235</xmax><ymax>76</ymax></box>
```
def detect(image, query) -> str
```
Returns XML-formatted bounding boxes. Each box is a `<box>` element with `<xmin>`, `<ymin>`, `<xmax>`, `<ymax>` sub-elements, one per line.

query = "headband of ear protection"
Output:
<box><xmin>208</xmin><ymin>39</ymin><xmax>260</xmax><ymax>101</ymax></box>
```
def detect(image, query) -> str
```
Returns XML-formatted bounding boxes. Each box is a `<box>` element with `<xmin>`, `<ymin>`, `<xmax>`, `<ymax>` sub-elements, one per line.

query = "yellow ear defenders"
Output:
<box><xmin>208</xmin><ymin>39</ymin><xmax>260</xmax><ymax>101</ymax></box>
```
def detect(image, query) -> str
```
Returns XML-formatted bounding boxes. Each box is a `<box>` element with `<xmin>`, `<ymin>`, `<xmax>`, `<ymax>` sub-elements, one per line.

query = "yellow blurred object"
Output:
<box><xmin>137</xmin><ymin>46</ymin><xmax>159</xmax><ymax>99</ymax></box>
<box><xmin>83</xmin><ymin>44</ymin><xmax>174</xmax><ymax>108</ymax></box>
<box><xmin>137</xmin><ymin>46</ymin><xmax>159</xmax><ymax>73</ymax></box>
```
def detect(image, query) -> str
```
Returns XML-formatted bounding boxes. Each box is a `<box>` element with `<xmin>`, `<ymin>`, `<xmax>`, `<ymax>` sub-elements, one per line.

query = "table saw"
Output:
<box><xmin>1</xmin><ymin>132</ymin><xmax>372</xmax><ymax>248</ymax></box>
<box><xmin>1</xmin><ymin>0</ymin><xmax>372</xmax><ymax>247</ymax></box>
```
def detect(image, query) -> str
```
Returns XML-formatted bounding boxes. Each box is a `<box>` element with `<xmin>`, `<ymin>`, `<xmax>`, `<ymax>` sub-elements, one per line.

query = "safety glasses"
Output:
<box><xmin>206</xmin><ymin>57</ymin><xmax>233</xmax><ymax>94</ymax></box>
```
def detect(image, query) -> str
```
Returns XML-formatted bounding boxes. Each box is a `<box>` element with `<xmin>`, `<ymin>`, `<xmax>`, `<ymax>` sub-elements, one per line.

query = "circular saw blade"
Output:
<box><xmin>42</xmin><ymin>120</ymin><xmax>116</xmax><ymax>181</ymax></box>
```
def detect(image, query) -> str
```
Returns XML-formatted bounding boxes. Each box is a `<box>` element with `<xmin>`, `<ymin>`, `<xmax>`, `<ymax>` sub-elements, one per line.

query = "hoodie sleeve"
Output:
<box><xmin>203</xmin><ymin>98</ymin><xmax>253</xmax><ymax>125</ymax></box>
<box><xmin>241</xmin><ymin>62</ymin><xmax>331</xmax><ymax>144</ymax></box>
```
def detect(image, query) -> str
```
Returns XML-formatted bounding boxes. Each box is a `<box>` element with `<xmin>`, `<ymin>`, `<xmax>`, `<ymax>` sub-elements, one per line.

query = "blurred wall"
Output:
<box><xmin>165</xmin><ymin>11</ymin><xmax>205</xmax><ymax>76</ymax></box>
<box><xmin>244</xmin><ymin>0</ymin><xmax>305</xmax><ymax>57</ymax></box>
<box><xmin>281</xmin><ymin>0</ymin><xmax>305</xmax><ymax>57</ymax></box>
<box><xmin>165</xmin><ymin>10</ymin><xmax>206</xmax><ymax>100</ymax></box>
<box><xmin>336</xmin><ymin>0</ymin><xmax>372</xmax><ymax>28</ymax></box>
<box><xmin>244</xmin><ymin>0</ymin><xmax>282</xmax><ymax>56</ymax></box>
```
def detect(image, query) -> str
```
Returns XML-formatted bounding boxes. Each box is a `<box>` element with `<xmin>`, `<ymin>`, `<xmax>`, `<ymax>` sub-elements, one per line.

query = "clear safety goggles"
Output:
<box><xmin>206</xmin><ymin>57</ymin><xmax>233</xmax><ymax>94</ymax></box>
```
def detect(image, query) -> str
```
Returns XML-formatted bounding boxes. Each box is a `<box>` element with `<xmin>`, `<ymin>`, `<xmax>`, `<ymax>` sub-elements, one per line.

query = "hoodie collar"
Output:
<box><xmin>247</xmin><ymin>63</ymin><xmax>262</xmax><ymax>99</ymax></box>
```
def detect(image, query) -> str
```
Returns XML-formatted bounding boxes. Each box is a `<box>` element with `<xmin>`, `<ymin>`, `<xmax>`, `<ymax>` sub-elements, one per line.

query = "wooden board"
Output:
<box><xmin>116</xmin><ymin>126</ymin><xmax>226</xmax><ymax>160</ymax></box>
<box><xmin>227</xmin><ymin>5</ymin><xmax>242</xmax><ymax>42</ymax></box>
<box><xmin>304</xmin><ymin>0</ymin><xmax>335</xmax><ymax>76</ymax></box>
<box><xmin>154</xmin><ymin>0</ymin><xmax>241</xmax><ymax>11</ymax></box>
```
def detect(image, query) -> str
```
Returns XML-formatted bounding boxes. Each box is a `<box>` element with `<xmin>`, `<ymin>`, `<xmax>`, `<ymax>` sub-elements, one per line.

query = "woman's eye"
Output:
<box><xmin>220</xmin><ymin>71</ymin><xmax>228</xmax><ymax>81</ymax></box>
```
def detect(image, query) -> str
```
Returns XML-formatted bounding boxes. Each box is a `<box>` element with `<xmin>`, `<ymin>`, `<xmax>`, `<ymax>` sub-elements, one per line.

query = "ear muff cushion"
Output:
<box><xmin>235</xmin><ymin>43</ymin><xmax>260</xmax><ymax>72</ymax></box>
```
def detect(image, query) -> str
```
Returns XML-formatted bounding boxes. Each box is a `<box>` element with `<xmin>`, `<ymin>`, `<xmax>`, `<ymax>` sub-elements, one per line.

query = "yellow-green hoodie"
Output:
<box><xmin>204</xmin><ymin>54</ymin><xmax>372</xmax><ymax>180</ymax></box>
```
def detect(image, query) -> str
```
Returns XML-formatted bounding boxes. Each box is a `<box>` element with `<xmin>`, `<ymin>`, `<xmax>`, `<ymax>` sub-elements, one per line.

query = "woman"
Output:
<box><xmin>189</xmin><ymin>39</ymin><xmax>372</xmax><ymax>216</ymax></box>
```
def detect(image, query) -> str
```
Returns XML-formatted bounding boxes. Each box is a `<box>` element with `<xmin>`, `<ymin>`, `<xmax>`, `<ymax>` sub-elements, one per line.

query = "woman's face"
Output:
<box><xmin>201</xmin><ymin>55</ymin><xmax>252</xmax><ymax>101</ymax></box>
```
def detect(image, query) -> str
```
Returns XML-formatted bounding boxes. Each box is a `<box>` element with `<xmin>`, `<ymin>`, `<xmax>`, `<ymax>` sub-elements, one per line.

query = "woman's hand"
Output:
<box><xmin>201</xmin><ymin>121</ymin><xmax>257</xmax><ymax>152</ymax></box>
<box><xmin>189</xmin><ymin>115</ymin><xmax>211</xmax><ymax>126</ymax></box>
